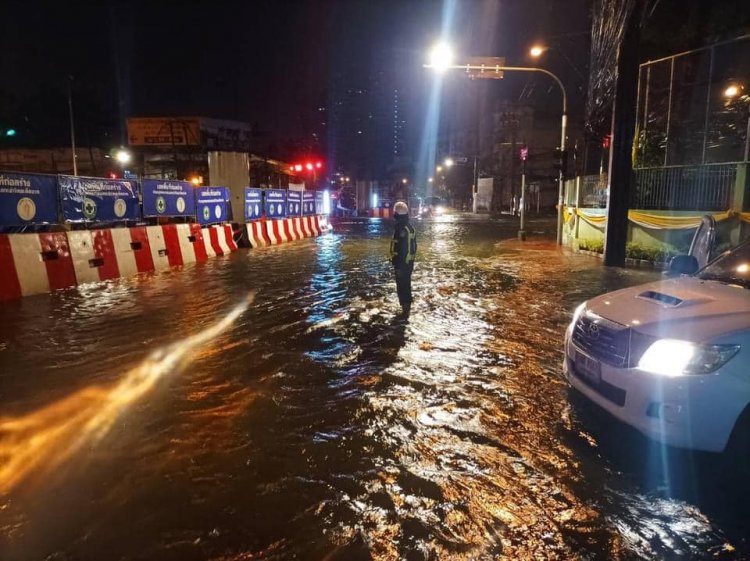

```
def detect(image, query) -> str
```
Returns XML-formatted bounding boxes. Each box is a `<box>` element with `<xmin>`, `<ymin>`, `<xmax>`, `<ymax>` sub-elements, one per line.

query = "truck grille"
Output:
<box><xmin>572</xmin><ymin>313</ymin><xmax>630</xmax><ymax>367</ymax></box>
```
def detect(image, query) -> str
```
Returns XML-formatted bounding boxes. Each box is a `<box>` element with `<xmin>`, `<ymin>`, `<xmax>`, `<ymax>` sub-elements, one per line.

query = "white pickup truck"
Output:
<box><xmin>564</xmin><ymin>237</ymin><xmax>750</xmax><ymax>455</ymax></box>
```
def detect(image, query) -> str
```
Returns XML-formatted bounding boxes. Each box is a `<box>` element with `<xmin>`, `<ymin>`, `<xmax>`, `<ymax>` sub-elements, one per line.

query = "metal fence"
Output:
<box><xmin>635</xmin><ymin>35</ymin><xmax>750</xmax><ymax>168</ymax></box>
<box><xmin>632</xmin><ymin>164</ymin><xmax>735</xmax><ymax>210</ymax></box>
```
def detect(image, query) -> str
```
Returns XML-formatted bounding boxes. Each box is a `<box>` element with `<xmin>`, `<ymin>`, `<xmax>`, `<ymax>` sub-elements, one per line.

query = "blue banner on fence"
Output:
<box><xmin>286</xmin><ymin>190</ymin><xmax>301</xmax><ymax>217</ymax></box>
<box><xmin>315</xmin><ymin>191</ymin><xmax>325</xmax><ymax>215</ymax></box>
<box><xmin>302</xmin><ymin>191</ymin><xmax>315</xmax><ymax>216</ymax></box>
<box><xmin>142</xmin><ymin>179</ymin><xmax>195</xmax><ymax>218</ymax></box>
<box><xmin>0</xmin><ymin>172</ymin><xmax>59</xmax><ymax>226</ymax></box>
<box><xmin>265</xmin><ymin>189</ymin><xmax>286</xmax><ymax>219</ymax></box>
<box><xmin>196</xmin><ymin>186</ymin><xmax>229</xmax><ymax>224</ymax></box>
<box><xmin>245</xmin><ymin>188</ymin><xmax>263</xmax><ymax>221</ymax></box>
<box><xmin>59</xmin><ymin>175</ymin><xmax>139</xmax><ymax>222</ymax></box>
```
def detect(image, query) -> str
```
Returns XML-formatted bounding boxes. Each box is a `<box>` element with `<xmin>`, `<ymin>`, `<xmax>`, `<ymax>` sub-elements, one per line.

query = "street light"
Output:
<box><xmin>436</xmin><ymin>165</ymin><xmax>443</xmax><ymax>172</ymax></box>
<box><xmin>725</xmin><ymin>84</ymin><xmax>743</xmax><ymax>98</ymax></box>
<box><xmin>428</xmin><ymin>42</ymin><xmax>454</xmax><ymax>72</ymax></box>
<box><xmin>402</xmin><ymin>178</ymin><xmax>408</xmax><ymax>184</ymax></box>
<box><xmin>428</xmin><ymin>177</ymin><xmax>434</xmax><ymax>183</ymax></box>
<box><xmin>425</xmin><ymin>43</ymin><xmax>568</xmax><ymax>244</ymax></box>
<box><xmin>529</xmin><ymin>45</ymin><xmax>547</xmax><ymax>58</ymax></box>
<box><xmin>115</xmin><ymin>149</ymin><xmax>132</xmax><ymax>165</ymax></box>
<box><xmin>444</xmin><ymin>157</ymin><xmax>454</xmax><ymax>167</ymax></box>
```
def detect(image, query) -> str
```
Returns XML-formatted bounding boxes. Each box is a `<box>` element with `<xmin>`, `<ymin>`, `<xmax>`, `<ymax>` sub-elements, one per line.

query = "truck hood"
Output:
<box><xmin>584</xmin><ymin>277</ymin><xmax>750</xmax><ymax>342</ymax></box>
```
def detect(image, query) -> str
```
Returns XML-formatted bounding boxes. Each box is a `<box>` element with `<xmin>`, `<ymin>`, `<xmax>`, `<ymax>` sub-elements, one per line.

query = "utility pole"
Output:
<box><xmin>67</xmin><ymin>76</ymin><xmax>78</xmax><ymax>176</ymax></box>
<box><xmin>519</xmin><ymin>145</ymin><xmax>528</xmax><ymax>240</ymax></box>
<box><xmin>604</xmin><ymin>1</ymin><xmax>643</xmax><ymax>266</ymax></box>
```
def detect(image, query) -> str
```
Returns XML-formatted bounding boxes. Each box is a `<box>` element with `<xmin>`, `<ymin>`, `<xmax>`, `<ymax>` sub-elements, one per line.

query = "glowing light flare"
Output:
<box><xmin>315</xmin><ymin>162</ymin><xmax>322</xmax><ymax>169</ymax></box>
<box><xmin>736</xmin><ymin>263</ymin><xmax>749</xmax><ymax>274</ymax></box>
<box><xmin>306</xmin><ymin>163</ymin><xmax>314</xmax><ymax>171</ymax></box>
<box><xmin>190</xmin><ymin>176</ymin><xmax>203</xmax><ymax>186</ymax></box>
<box><xmin>428</xmin><ymin>42</ymin><xmax>454</xmax><ymax>72</ymax></box>
<box><xmin>115</xmin><ymin>149</ymin><xmax>132</xmax><ymax>165</ymax></box>
<box><xmin>724</xmin><ymin>84</ymin><xmax>742</xmax><ymax>98</ymax></box>
<box><xmin>0</xmin><ymin>294</ymin><xmax>254</xmax><ymax>492</ymax></box>
<box><xmin>294</xmin><ymin>164</ymin><xmax>303</xmax><ymax>172</ymax></box>
<box><xmin>529</xmin><ymin>45</ymin><xmax>546</xmax><ymax>58</ymax></box>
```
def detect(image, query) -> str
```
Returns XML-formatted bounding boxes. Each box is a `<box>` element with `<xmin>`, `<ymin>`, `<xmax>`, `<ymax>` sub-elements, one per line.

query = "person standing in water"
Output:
<box><xmin>390</xmin><ymin>201</ymin><xmax>417</xmax><ymax>315</ymax></box>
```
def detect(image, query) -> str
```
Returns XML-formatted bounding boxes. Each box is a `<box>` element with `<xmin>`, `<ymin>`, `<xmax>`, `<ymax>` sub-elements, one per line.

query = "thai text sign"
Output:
<box><xmin>142</xmin><ymin>179</ymin><xmax>195</xmax><ymax>217</ymax></box>
<box><xmin>59</xmin><ymin>175</ymin><xmax>139</xmax><ymax>222</ymax></box>
<box><xmin>265</xmin><ymin>189</ymin><xmax>286</xmax><ymax>219</ymax></box>
<box><xmin>0</xmin><ymin>172</ymin><xmax>59</xmax><ymax>226</ymax></box>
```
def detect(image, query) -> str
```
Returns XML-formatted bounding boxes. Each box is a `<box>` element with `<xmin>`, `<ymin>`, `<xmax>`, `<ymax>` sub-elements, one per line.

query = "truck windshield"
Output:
<box><xmin>697</xmin><ymin>241</ymin><xmax>750</xmax><ymax>289</ymax></box>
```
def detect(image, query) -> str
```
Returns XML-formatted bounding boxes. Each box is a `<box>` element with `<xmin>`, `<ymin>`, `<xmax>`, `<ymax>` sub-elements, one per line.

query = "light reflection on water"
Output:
<box><xmin>0</xmin><ymin>219</ymin><xmax>746</xmax><ymax>560</ymax></box>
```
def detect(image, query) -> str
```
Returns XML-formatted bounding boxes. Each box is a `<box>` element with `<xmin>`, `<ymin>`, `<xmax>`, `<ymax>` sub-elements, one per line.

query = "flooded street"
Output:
<box><xmin>1</xmin><ymin>216</ymin><xmax>748</xmax><ymax>560</ymax></box>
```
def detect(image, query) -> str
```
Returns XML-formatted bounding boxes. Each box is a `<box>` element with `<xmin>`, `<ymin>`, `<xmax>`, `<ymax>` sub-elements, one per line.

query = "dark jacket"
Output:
<box><xmin>390</xmin><ymin>216</ymin><xmax>417</xmax><ymax>269</ymax></box>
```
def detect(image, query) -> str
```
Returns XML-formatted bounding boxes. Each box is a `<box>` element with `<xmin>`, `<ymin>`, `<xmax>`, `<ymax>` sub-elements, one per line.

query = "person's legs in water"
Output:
<box><xmin>394</xmin><ymin>265</ymin><xmax>413</xmax><ymax>315</ymax></box>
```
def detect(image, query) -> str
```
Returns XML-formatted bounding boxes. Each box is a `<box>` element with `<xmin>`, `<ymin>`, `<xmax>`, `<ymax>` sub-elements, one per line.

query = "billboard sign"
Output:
<box><xmin>141</xmin><ymin>179</ymin><xmax>195</xmax><ymax>217</ymax></box>
<box><xmin>264</xmin><ymin>189</ymin><xmax>286</xmax><ymax>219</ymax></box>
<box><xmin>302</xmin><ymin>191</ymin><xmax>315</xmax><ymax>216</ymax></box>
<box><xmin>59</xmin><ymin>175</ymin><xmax>139</xmax><ymax>222</ymax></box>
<box><xmin>286</xmin><ymin>190</ymin><xmax>301</xmax><ymax>217</ymax></box>
<box><xmin>0</xmin><ymin>172</ymin><xmax>59</xmax><ymax>226</ymax></box>
<box><xmin>244</xmin><ymin>187</ymin><xmax>263</xmax><ymax>221</ymax></box>
<box><xmin>196</xmin><ymin>186</ymin><xmax>229</xmax><ymax>225</ymax></box>
<box><xmin>126</xmin><ymin>117</ymin><xmax>201</xmax><ymax>146</ymax></box>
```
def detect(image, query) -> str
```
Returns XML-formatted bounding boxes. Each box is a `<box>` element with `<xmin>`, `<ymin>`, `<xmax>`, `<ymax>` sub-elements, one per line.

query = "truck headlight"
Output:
<box><xmin>638</xmin><ymin>339</ymin><xmax>740</xmax><ymax>376</ymax></box>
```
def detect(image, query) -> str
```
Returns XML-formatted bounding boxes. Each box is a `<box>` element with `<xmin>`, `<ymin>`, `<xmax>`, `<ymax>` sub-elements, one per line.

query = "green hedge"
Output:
<box><xmin>577</xmin><ymin>238</ymin><xmax>681</xmax><ymax>263</ymax></box>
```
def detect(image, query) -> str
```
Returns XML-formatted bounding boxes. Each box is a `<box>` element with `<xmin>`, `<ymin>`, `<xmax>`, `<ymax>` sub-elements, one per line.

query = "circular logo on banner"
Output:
<box><xmin>83</xmin><ymin>198</ymin><xmax>97</xmax><ymax>219</ymax></box>
<box><xmin>16</xmin><ymin>197</ymin><xmax>36</xmax><ymax>221</ymax></box>
<box><xmin>114</xmin><ymin>198</ymin><xmax>127</xmax><ymax>218</ymax></box>
<box><xmin>277</xmin><ymin>203</ymin><xmax>282</xmax><ymax>215</ymax></box>
<box><xmin>214</xmin><ymin>205</ymin><xmax>222</xmax><ymax>219</ymax></box>
<box><xmin>176</xmin><ymin>197</ymin><xmax>186</xmax><ymax>213</ymax></box>
<box><xmin>269</xmin><ymin>205</ymin><xmax>275</xmax><ymax>216</ymax></box>
<box><xmin>254</xmin><ymin>204</ymin><xmax>260</xmax><ymax>216</ymax></box>
<box><xmin>156</xmin><ymin>196</ymin><xmax>166</xmax><ymax>214</ymax></box>
<box><xmin>295</xmin><ymin>204</ymin><xmax>300</xmax><ymax>213</ymax></box>
<box><xmin>203</xmin><ymin>206</ymin><xmax>210</xmax><ymax>220</ymax></box>
<box><xmin>247</xmin><ymin>205</ymin><xmax>253</xmax><ymax>218</ymax></box>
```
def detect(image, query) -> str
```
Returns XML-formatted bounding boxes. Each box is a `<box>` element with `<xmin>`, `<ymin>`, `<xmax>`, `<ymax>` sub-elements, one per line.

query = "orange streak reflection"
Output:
<box><xmin>0</xmin><ymin>294</ymin><xmax>254</xmax><ymax>493</ymax></box>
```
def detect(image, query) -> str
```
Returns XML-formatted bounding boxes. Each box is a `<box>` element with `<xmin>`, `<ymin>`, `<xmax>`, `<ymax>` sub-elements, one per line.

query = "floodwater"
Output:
<box><xmin>0</xmin><ymin>216</ymin><xmax>748</xmax><ymax>560</ymax></box>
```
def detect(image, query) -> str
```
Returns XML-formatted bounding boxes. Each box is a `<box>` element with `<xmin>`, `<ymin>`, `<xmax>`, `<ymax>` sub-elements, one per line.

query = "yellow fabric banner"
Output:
<box><xmin>566</xmin><ymin>207</ymin><xmax>734</xmax><ymax>230</ymax></box>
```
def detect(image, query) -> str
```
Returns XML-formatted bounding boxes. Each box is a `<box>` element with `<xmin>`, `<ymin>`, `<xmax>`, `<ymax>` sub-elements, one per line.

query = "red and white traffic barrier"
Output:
<box><xmin>282</xmin><ymin>218</ymin><xmax>298</xmax><ymax>242</ymax></box>
<box><xmin>265</xmin><ymin>219</ymin><xmax>288</xmax><ymax>245</ymax></box>
<box><xmin>0</xmin><ymin>232</ymin><xmax>77</xmax><ymax>301</ymax></box>
<box><xmin>246</xmin><ymin>220</ymin><xmax>269</xmax><ymax>247</ymax></box>
<box><xmin>68</xmin><ymin>227</ymin><xmax>160</xmax><ymax>285</ymax></box>
<box><xmin>300</xmin><ymin>216</ymin><xmax>313</xmax><ymax>238</ymax></box>
<box><xmin>206</xmin><ymin>224</ymin><xmax>237</xmax><ymax>257</ymax></box>
<box><xmin>369</xmin><ymin>208</ymin><xmax>393</xmax><ymax>219</ymax></box>
<box><xmin>1</xmin><ymin>223</ymin><xmax>244</xmax><ymax>301</ymax></box>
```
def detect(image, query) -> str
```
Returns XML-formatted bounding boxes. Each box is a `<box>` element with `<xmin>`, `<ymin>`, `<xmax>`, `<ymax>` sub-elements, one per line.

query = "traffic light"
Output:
<box><xmin>553</xmin><ymin>148</ymin><xmax>568</xmax><ymax>177</ymax></box>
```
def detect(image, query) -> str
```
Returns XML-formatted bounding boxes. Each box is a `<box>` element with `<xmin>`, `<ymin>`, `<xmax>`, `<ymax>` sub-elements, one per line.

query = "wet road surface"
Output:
<box><xmin>1</xmin><ymin>216</ymin><xmax>748</xmax><ymax>560</ymax></box>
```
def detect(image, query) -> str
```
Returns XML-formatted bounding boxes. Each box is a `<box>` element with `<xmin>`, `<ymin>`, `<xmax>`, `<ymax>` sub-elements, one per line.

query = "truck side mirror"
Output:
<box><xmin>668</xmin><ymin>255</ymin><xmax>699</xmax><ymax>276</ymax></box>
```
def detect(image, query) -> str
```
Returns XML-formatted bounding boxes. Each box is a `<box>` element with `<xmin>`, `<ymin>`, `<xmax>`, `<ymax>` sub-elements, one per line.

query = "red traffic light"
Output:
<box><xmin>294</xmin><ymin>164</ymin><xmax>303</xmax><ymax>172</ymax></box>
<box><xmin>315</xmin><ymin>162</ymin><xmax>322</xmax><ymax>169</ymax></box>
<box><xmin>305</xmin><ymin>163</ymin><xmax>314</xmax><ymax>171</ymax></box>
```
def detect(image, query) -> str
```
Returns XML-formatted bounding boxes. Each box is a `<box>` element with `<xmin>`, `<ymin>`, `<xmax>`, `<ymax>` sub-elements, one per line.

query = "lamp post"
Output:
<box><xmin>67</xmin><ymin>75</ymin><xmax>78</xmax><ymax>176</ymax></box>
<box><xmin>426</xmin><ymin>44</ymin><xmax>567</xmax><ymax>241</ymax></box>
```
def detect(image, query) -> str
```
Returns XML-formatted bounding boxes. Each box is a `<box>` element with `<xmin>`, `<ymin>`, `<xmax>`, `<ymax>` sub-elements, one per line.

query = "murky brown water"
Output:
<box><xmin>1</xmin><ymin>216</ymin><xmax>748</xmax><ymax>560</ymax></box>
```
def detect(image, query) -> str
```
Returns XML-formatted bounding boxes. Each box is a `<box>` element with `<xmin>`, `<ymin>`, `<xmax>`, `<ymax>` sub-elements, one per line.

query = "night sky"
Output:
<box><xmin>1</xmin><ymin>0</ymin><xmax>592</xmax><ymax>157</ymax></box>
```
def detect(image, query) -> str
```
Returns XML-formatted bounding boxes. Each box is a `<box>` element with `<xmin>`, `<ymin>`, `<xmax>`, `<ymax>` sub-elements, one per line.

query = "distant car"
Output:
<box><xmin>564</xmin><ymin>239</ymin><xmax>750</xmax><ymax>454</ymax></box>
<box><xmin>422</xmin><ymin>196</ymin><xmax>446</xmax><ymax>217</ymax></box>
